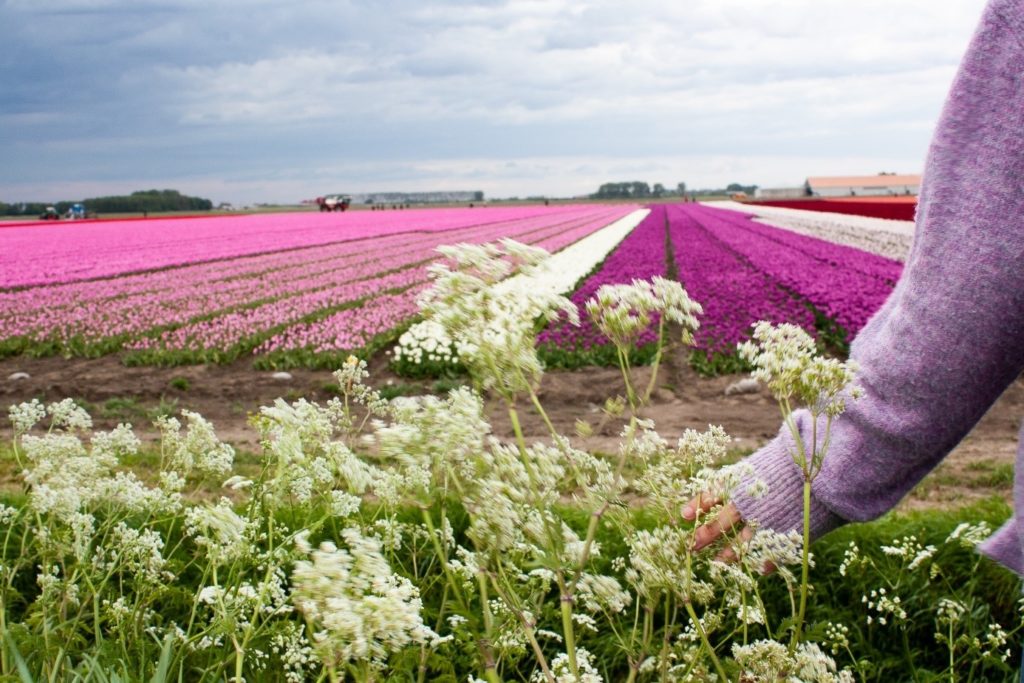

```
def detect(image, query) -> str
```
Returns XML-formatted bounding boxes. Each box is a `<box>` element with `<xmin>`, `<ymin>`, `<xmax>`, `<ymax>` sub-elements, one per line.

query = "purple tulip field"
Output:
<box><xmin>539</xmin><ymin>203</ymin><xmax>902</xmax><ymax>371</ymax></box>
<box><xmin>0</xmin><ymin>205</ymin><xmax>637</xmax><ymax>366</ymax></box>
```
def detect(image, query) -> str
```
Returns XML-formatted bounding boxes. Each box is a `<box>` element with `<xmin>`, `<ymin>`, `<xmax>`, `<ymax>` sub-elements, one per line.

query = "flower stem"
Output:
<box><xmin>791</xmin><ymin>478</ymin><xmax>812</xmax><ymax>651</ymax></box>
<box><xmin>641</xmin><ymin>316</ymin><xmax>666</xmax><ymax>405</ymax></box>
<box><xmin>683</xmin><ymin>599</ymin><xmax>727</xmax><ymax>682</ymax></box>
<box><xmin>476</xmin><ymin>572</ymin><xmax>504</xmax><ymax>683</ymax></box>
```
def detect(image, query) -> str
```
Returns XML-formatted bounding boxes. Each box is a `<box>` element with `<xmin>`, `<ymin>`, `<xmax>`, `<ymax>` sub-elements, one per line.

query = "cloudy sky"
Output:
<box><xmin>1</xmin><ymin>0</ymin><xmax>988</xmax><ymax>205</ymax></box>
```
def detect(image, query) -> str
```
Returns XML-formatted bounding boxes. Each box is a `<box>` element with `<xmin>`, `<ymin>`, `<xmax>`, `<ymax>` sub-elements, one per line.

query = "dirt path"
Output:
<box><xmin>2</xmin><ymin>352</ymin><xmax>1020</xmax><ymax>511</ymax></box>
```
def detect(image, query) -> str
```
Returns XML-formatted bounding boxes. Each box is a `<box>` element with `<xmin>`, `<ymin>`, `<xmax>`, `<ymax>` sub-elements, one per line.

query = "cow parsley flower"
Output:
<box><xmin>91</xmin><ymin>423</ymin><xmax>141</xmax><ymax>461</ymax></box>
<box><xmin>9</xmin><ymin>399</ymin><xmax>46</xmax><ymax>434</ymax></box>
<box><xmin>627</xmin><ymin>526</ymin><xmax>713</xmax><ymax>603</ymax></box>
<box><xmin>732</xmin><ymin>640</ymin><xmax>851</xmax><ymax>682</ymax></box>
<box><xmin>936</xmin><ymin>598</ymin><xmax>967</xmax><ymax>625</ymax></box>
<box><xmin>330</xmin><ymin>490</ymin><xmax>362</xmax><ymax>517</ymax></box>
<box><xmin>185</xmin><ymin>498</ymin><xmax>251</xmax><ymax>565</ymax></box>
<box><xmin>0</xmin><ymin>504</ymin><xmax>17</xmax><ymax>525</ymax></box>
<box><xmin>271</xmin><ymin>624</ymin><xmax>316</xmax><ymax>683</ymax></box>
<box><xmin>157</xmin><ymin>410</ymin><xmax>234</xmax><ymax>479</ymax></box>
<box><xmin>863</xmin><ymin>587</ymin><xmax>907</xmax><ymax>625</ymax></box>
<box><xmin>737</xmin><ymin>322</ymin><xmax>859</xmax><ymax>416</ymax></box>
<box><xmin>419</xmin><ymin>240</ymin><xmax>578</xmax><ymax>398</ymax></box>
<box><xmin>291</xmin><ymin>527</ymin><xmax>438</xmax><ymax>667</ymax></box>
<box><xmin>881</xmin><ymin>535</ymin><xmax>937</xmax><ymax>572</ymax></box>
<box><xmin>532</xmin><ymin>647</ymin><xmax>603</xmax><ymax>683</ymax></box>
<box><xmin>47</xmin><ymin>398</ymin><xmax>93</xmax><ymax>432</ymax></box>
<box><xmin>946</xmin><ymin>521</ymin><xmax>992</xmax><ymax>548</ymax></box>
<box><xmin>823</xmin><ymin>622</ymin><xmax>851</xmax><ymax>655</ymax></box>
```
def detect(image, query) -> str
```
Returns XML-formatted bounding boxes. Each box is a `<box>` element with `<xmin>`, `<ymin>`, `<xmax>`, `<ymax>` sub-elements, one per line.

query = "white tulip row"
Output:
<box><xmin>494</xmin><ymin>208</ymin><xmax>651</xmax><ymax>297</ymax></box>
<box><xmin>707</xmin><ymin>201</ymin><xmax>914</xmax><ymax>262</ymax></box>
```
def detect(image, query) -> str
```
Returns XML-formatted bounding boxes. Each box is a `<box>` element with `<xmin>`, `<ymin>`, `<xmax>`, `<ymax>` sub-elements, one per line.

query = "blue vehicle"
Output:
<box><xmin>68</xmin><ymin>203</ymin><xmax>86</xmax><ymax>219</ymax></box>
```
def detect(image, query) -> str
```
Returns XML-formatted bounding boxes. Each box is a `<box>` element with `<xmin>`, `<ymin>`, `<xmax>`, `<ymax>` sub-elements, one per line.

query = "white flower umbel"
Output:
<box><xmin>532</xmin><ymin>647</ymin><xmax>604</xmax><ymax>683</ymax></box>
<box><xmin>732</xmin><ymin>639</ymin><xmax>852</xmax><ymax>683</ymax></box>
<box><xmin>9</xmin><ymin>399</ymin><xmax>46</xmax><ymax>434</ymax></box>
<box><xmin>586</xmin><ymin>277</ymin><xmax>702</xmax><ymax>406</ymax></box>
<box><xmin>291</xmin><ymin>527</ymin><xmax>438</xmax><ymax>669</ymax></box>
<box><xmin>46</xmin><ymin>398</ymin><xmax>93</xmax><ymax>432</ymax></box>
<box><xmin>21</xmin><ymin>424</ymin><xmax>178</xmax><ymax>521</ymax></box>
<box><xmin>184</xmin><ymin>497</ymin><xmax>251</xmax><ymax>565</ymax></box>
<box><xmin>738</xmin><ymin>322</ymin><xmax>860</xmax><ymax>421</ymax></box>
<box><xmin>157</xmin><ymin>410</ymin><xmax>235</xmax><ymax>480</ymax></box>
<box><xmin>419</xmin><ymin>239</ymin><xmax>578</xmax><ymax>399</ymax></box>
<box><xmin>586</xmin><ymin>277</ymin><xmax>701</xmax><ymax>351</ymax></box>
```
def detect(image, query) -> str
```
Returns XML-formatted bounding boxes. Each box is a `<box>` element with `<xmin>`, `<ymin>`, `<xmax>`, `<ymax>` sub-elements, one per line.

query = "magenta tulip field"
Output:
<box><xmin>0</xmin><ymin>203</ymin><xmax>902</xmax><ymax>369</ymax></box>
<box><xmin>538</xmin><ymin>203</ymin><xmax>901</xmax><ymax>368</ymax></box>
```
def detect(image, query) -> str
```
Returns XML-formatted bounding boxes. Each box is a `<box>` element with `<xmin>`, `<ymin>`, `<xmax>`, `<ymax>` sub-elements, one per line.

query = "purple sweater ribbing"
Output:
<box><xmin>732</xmin><ymin>0</ymin><xmax>1024</xmax><ymax>574</ymax></box>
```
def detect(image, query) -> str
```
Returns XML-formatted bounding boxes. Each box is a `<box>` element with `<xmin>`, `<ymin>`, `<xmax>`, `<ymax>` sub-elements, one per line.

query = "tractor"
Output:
<box><xmin>316</xmin><ymin>195</ymin><xmax>351</xmax><ymax>212</ymax></box>
<box><xmin>40</xmin><ymin>207</ymin><xmax>60</xmax><ymax>220</ymax></box>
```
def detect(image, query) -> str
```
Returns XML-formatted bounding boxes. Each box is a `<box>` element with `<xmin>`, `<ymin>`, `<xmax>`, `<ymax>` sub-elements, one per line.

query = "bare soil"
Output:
<box><xmin>1</xmin><ymin>351</ymin><xmax>1020</xmax><ymax>511</ymax></box>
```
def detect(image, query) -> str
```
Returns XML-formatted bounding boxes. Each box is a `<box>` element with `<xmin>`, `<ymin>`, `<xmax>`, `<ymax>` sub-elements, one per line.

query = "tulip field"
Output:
<box><xmin>0</xmin><ymin>205</ymin><xmax>639</xmax><ymax>366</ymax></box>
<box><xmin>537</xmin><ymin>203</ymin><xmax>903</xmax><ymax>370</ymax></box>
<box><xmin>0</xmin><ymin>202</ymin><xmax>905</xmax><ymax>371</ymax></box>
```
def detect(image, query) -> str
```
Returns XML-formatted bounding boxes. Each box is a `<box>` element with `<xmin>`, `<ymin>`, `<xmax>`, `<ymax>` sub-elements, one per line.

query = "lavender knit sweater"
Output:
<box><xmin>732</xmin><ymin>0</ymin><xmax>1024</xmax><ymax>574</ymax></box>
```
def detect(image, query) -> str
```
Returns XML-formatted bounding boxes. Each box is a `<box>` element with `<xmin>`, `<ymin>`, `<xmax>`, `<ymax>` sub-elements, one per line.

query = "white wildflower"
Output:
<box><xmin>880</xmin><ymin>535</ymin><xmax>936</xmax><ymax>572</ymax></box>
<box><xmin>291</xmin><ymin>527</ymin><xmax>438</xmax><ymax>666</ymax></box>
<box><xmin>47</xmin><ymin>398</ymin><xmax>93</xmax><ymax>432</ymax></box>
<box><xmin>863</xmin><ymin>587</ymin><xmax>907</xmax><ymax>625</ymax></box>
<box><xmin>330</xmin><ymin>490</ymin><xmax>362</xmax><ymax>517</ymax></box>
<box><xmin>936</xmin><ymin>598</ymin><xmax>966</xmax><ymax>625</ymax></box>
<box><xmin>532</xmin><ymin>647</ymin><xmax>603</xmax><ymax>683</ymax></box>
<box><xmin>9</xmin><ymin>399</ymin><xmax>46</xmax><ymax>433</ymax></box>
<box><xmin>738</xmin><ymin>321</ymin><xmax>858</xmax><ymax>419</ymax></box>
<box><xmin>946</xmin><ymin>521</ymin><xmax>992</xmax><ymax>548</ymax></box>
<box><xmin>184</xmin><ymin>498</ymin><xmax>250</xmax><ymax>564</ymax></box>
<box><xmin>824</xmin><ymin>622</ymin><xmax>850</xmax><ymax>655</ymax></box>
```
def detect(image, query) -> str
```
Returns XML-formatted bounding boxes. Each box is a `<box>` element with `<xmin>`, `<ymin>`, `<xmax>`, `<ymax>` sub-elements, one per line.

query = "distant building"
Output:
<box><xmin>346</xmin><ymin>191</ymin><xmax>484</xmax><ymax>205</ymax></box>
<box><xmin>805</xmin><ymin>174</ymin><xmax>921</xmax><ymax>197</ymax></box>
<box><xmin>754</xmin><ymin>187</ymin><xmax>808</xmax><ymax>199</ymax></box>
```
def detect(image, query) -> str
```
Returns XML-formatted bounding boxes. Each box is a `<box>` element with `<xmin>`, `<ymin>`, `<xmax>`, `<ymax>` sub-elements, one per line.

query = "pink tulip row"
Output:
<box><xmin>254</xmin><ymin>214</ymin><xmax>622</xmax><ymax>357</ymax></box>
<box><xmin>0</xmin><ymin>205</ymin><xmax>605</xmax><ymax>288</ymax></box>
<box><xmin>0</xmin><ymin>205</ymin><xmax>637</xmax><ymax>361</ymax></box>
<box><xmin>140</xmin><ymin>207</ymin><xmax>632</xmax><ymax>358</ymax></box>
<box><xmin>4</xmin><ymin>208</ymin><xmax>607</xmax><ymax>344</ymax></box>
<box><xmin>0</xmin><ymin>206</ymin><xmax>603</xmax><ymax>318</ymax></box>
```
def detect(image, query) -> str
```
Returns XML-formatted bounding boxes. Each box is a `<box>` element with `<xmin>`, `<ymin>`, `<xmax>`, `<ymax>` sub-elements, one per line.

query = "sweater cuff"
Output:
<box><xmin>731</xmin><ymin>423</ymin><xmax>846</xmax><ymax>540</ymax></box>
<box><xmin>977</xmin><ymin>517</ymin><xmax>1024</xmax><ymax>576</ymax></box>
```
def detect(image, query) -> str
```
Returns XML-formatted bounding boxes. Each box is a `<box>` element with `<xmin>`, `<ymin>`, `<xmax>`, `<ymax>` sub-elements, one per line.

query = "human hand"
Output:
<box><xmin>682</xmin><ymin>494</ymin><xmax>773</xmax><ymax>572</ymax></box>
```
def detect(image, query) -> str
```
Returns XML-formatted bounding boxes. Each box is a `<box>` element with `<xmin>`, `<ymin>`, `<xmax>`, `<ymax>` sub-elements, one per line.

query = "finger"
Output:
<box><xmin>715</xmin><ymin>525</ymin><xmax>754</xmax><ymax>563</ymax></box>
<box><xmin>692</xmin><ymin>503</ymin><xmax>742</xmax><ymax>552</ymax></box>
<box><xmin>681</xmin><ymin>492</ymin><xmax>720</xmax><ymax>521</ymax></box>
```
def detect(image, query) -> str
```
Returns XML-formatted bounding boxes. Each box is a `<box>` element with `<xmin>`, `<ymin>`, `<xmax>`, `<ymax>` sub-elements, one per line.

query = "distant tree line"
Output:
<box><xmin>0</xmin><ymin>189</ymin><xmax>213</xmax><ymax>216</ymax></box>
<box><xmin>590</xmin><ymin>181</ymin><xmax>758</xmax><ymax>199</ymax></box>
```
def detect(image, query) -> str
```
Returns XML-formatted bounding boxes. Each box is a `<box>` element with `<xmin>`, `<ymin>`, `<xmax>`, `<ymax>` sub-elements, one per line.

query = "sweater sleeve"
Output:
<box><xmin>732</xmin><ymin>0</ymin><xmax>1024</xmax><ymax>540</ymax></box>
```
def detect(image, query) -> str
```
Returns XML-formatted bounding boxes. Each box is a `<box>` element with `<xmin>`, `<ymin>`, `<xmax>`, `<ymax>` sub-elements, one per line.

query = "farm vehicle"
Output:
<box><xmin>316</xmin><ymin>196</ymin><xmax>351</xmax><ymax>212</ymax></box>
<box><xmin>39</xmin><ymin>203</ymin><xmax>95</xmax><ymax>220</ymax></box>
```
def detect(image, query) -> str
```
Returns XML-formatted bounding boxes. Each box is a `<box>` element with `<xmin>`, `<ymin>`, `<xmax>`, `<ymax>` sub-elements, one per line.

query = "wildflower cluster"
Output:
<box><xmin>738</xmin><ymin>321</ymin><xmax>860</xmax><ymax>418</ymax></box>
<box><xmin>419</xmin><ymin>239</ymin><xmax>578</xmax><ymax>398</ymax></box>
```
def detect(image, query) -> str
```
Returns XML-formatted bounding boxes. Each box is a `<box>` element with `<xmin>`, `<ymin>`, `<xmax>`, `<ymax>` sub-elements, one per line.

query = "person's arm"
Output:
<box><xmin>714</xmin><ymin>0</ymin><xmax>1024</xmax><ymax>557</ymax></box>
